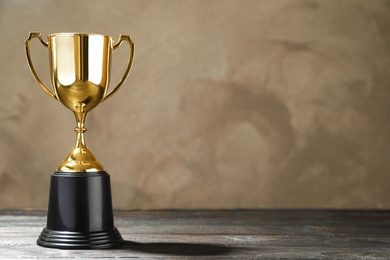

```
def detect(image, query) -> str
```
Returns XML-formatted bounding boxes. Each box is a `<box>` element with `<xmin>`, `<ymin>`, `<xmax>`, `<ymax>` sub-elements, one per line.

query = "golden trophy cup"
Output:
<box><xmin>25</xmin><ymin>32</ymin><xmax>134</xmax><ymax>249</ymax></box>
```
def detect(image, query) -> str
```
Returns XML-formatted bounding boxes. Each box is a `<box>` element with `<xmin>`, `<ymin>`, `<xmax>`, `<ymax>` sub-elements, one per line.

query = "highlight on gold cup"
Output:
<box><xmin>25</xmin><ymin>32</ymin><xmax>134</xmax><ymax>172</ymax></box>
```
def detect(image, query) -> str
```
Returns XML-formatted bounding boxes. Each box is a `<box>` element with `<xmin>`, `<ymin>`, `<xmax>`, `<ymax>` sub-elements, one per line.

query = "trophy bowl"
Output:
<box><xmin>49</xmin><ymin>33</ymin><xmax>110</xmax><ymax>113</ymax></box>
<box><xmin>25</xmin><ymin>32</ymin><xmax>134</xmax><ymax>249</ymax></box>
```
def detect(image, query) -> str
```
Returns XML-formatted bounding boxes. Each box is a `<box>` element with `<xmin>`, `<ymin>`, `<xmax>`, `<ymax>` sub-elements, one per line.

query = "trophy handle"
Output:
<box><xmin>103</xmin><ymin>35</ymin><xmax>135</xmax><ymax>102</ymax></box>
<box><xmin>25</xmin><ymin>32</ymin><xmax>59</xmax><ymax>100</ymax></box>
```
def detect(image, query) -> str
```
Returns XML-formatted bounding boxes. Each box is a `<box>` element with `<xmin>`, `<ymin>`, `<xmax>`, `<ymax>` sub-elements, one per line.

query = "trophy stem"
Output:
<box><xmin>74</xmin><ymin>111</ymin><xmax>87</xmax><ymax>149</ymax></box>
<box><xmin>56</xmin><ymin>110</ymin><xmax>104</xmax><ymax>172</ymax></box>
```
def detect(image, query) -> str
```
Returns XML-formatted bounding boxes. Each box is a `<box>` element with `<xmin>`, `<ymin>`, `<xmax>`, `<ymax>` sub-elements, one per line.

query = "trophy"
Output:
<box><xmin>25</xmin><ymin>32</ymin><xmax>134</xmax><ymax>249</ymax></box>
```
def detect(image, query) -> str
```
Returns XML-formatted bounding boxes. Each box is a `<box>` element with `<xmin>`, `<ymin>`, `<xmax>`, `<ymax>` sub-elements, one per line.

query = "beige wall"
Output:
<box><xmin>1</xmin><ymin>0</ymin><xmax>390</xmax><ymax>209</ymax></box>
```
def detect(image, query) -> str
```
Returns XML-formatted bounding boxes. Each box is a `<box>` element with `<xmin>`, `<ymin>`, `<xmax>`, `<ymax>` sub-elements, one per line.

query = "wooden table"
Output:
<box><xmin>1</xmin><ymin>210</ymin><xmax>389</xmax><ymax>259</ymax></box>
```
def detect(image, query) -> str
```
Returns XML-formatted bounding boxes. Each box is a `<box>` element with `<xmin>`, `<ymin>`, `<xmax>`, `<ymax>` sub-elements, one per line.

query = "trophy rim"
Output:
<box><xmin>48</xmin><ymin>32</ymin><xmax>112</xmax><ymax>38</ymax></box>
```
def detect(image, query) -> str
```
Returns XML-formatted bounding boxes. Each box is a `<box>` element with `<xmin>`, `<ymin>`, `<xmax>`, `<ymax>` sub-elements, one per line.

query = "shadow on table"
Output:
<box><xmin>120</xmin><ymin>240</ymin><xmax>240</xmax><ymax>256</ymax></box>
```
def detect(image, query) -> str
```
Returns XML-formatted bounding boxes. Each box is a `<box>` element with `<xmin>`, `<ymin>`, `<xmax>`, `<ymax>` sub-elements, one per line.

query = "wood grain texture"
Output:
<box><xmin>1</xmin><ymin>210</ymin><xmax>390</xmax><ymax>259</ymax></box>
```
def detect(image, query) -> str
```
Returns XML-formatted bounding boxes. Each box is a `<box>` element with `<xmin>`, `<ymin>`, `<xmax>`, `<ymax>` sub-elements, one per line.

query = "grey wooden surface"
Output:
<box><xmin>0</xmin><ymin>210</ymin><xmax>390</xmax><ymax>259</ymax></box>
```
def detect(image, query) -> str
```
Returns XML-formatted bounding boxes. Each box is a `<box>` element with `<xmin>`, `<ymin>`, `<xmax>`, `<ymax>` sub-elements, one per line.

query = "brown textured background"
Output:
<box><xmin>1</xmin><ymin>0</ymin><xmax>390</xmax><ymax>209</ymax></box>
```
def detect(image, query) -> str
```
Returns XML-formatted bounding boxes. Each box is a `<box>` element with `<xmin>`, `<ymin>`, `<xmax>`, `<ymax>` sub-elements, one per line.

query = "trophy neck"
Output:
<box><xmin>74</xmin><ymin>110</ymin><xmax>87</xmax><ymax>132</ymax></box>
<box><xmin>74</xmin><ymin>112</ymin><xmax>87</xmax><ymax>149</ymax></box>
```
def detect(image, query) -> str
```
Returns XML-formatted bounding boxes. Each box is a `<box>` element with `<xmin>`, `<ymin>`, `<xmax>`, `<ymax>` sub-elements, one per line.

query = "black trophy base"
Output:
<box><xmin>37</xmin><ymin>227</ymin><xmax>123</xmax><ymax>249</ymax></box>
<box><xmin>37</xmin><ymin>171</ymin><xmax>123</xmax><ymax>249</ymax></box>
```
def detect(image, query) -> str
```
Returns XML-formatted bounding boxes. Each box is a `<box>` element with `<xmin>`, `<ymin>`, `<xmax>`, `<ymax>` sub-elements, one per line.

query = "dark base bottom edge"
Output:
<box><xmin>37</xmin><ymin>227</ymin><xmax>123</xmax><ymax>249</ymax></box>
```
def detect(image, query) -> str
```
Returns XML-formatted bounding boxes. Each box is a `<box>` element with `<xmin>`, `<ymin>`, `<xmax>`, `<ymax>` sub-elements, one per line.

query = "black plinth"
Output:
<box><xmin>37</xmin><ymin>171</ymin><xmax>123</xmax><ymax>249</ymax></box>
